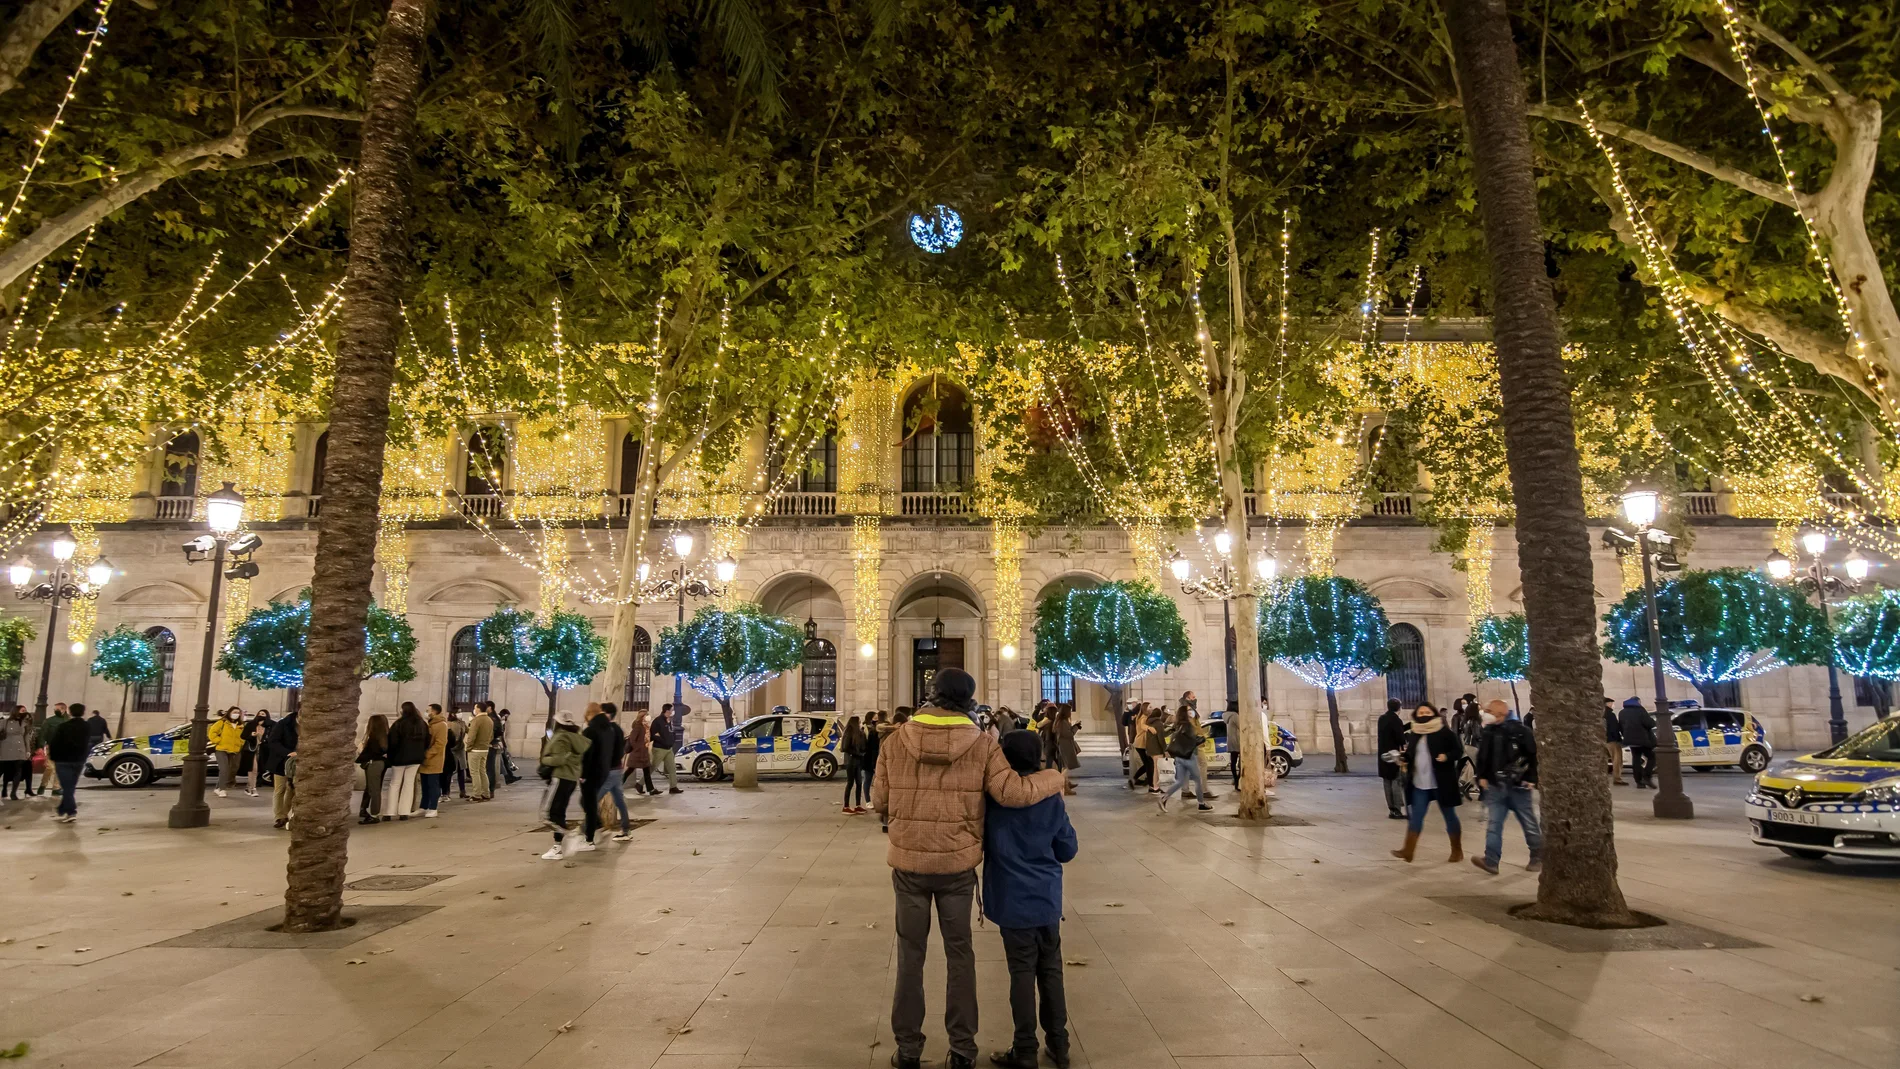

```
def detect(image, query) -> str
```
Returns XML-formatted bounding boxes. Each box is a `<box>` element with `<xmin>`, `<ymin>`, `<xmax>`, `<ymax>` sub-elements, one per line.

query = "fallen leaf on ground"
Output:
<box><xmin>1064</xmin><ymin>960</ymin><xmax>1088</xmax><ymax>966</ymax></box>
<box><xmin>0</xmin><ymin>1041</ymin><xmax>29</xmax><ymax>1059</ymax></box>
<box><xmin>1800</xmin><ymin>994</ymin><xmax>1824</xmax><ymax>1003</ymax></box>
<box><xmin>827</xmin><ymin>920</ymin><xmax>837</xmax><ymax>925</ymax></box>
<box><xmin>345</xmin><ymin>959</ymin><xmax>366</xmax><ymax>965</ymax></box>
<box><xmin>556</xmin><ymin>1021</ymin><xmax>573</xmax><ymax>1034</ymax></box>
<box><xmin>1221</xmin><ymin>920</ymin><xmax>1235</xmax><ymax>927</ymax></box>
<box><xmin>74</xmin><ymin>948</ymin><xmax>89</xmax><ymax>953</ymax></box>
<box><xmin>659</xmin><ymin>907</ymin><xmax>672</xmax><ymax>914</ymax></box>
<box><xmin>120</xmin><ymin>892</ymin><xmax>133</xmax><ymax>897</ymax></box>
<box><xmin>580</xmin><ymin>920</ymin><xmax>592</xmax><ymax>926</ymax></box>
<box><xmin>370</xmin><ymin>948</ymin><xmax>394</xmax><ymax>955</ymax></box>
<box><xmin>1104</xmin><ymin>903</ymin><xmax>1123</xmax><ymax>907</ymax></box>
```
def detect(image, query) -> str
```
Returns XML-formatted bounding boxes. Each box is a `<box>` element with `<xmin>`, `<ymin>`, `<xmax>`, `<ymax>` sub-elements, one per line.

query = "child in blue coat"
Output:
<box><xmin>983</xmin><ymin>730</ymin><xmax>1079</xmax><ymax>1069</ymax></box>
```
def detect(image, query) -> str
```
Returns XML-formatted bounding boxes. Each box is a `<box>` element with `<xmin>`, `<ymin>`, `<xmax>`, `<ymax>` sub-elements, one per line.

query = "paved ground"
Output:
<box><xmin>1</xmin><ymin>760</ymin><xmax>1895</xmax><ymax>1069</ymax></box>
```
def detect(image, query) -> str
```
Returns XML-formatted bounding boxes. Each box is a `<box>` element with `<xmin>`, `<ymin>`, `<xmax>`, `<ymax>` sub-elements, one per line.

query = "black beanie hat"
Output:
<box><xmin>931</xmin><ymin>667</ymin><xmax>977</xmax><ymax>713</ymax></box>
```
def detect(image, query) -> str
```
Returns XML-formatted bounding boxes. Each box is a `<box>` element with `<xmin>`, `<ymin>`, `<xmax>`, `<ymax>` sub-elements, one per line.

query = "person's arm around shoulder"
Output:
<box><xmin>983</xmin><ymin>738</ymin><xmax>1063</xmax><ymax>806</ymax></box>
<box><xmin>1052</xmin><ymin>798</ymin><xmax>1078</xmax><ymax>864</ymax></box>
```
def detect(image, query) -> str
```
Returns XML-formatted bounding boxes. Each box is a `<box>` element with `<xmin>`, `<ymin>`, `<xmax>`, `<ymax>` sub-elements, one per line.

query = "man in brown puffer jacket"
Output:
<box><xmin>872</xmin><ymin>668</ymin><xmax>1065</xmax><ymax>1069</ymax></box>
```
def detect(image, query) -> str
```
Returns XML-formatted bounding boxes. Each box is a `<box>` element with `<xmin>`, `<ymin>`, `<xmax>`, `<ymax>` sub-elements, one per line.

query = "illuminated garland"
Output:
<box><xmin>1601</xmin><ymin>567</ymin><xmax>1829</xmax><ymax>688</ymax></box>
<box><xmin>852</xmin><ymin>515</ymin><xmax>881</xmax><ymax>656</ymax></box>
<box><xmin>992</xmin><ymin>518</ymin><xmax>1023</xmax><ymax>658</ymax></box>
<box><xmin>1832</xmin><ymin>589</ymin><xmax>1900</xmax><ymax>681</ymax></box>
<box><xmin>1463</xmin><ymin>521</ymin><xmax>1495</xmax><ymax>619</ymax></box>
<box><xmin>216</xmin><ymin>590</ymin><xmax>417</xmax><ymax>690</ymax></box>
<box><xmin>1462</xmin><ymin>613</ymin><xmax>1528</xmax><ymax>683</ymax></box>
<box><xmin>838</xmin><ymin>370</ymin><xmax>896</xmax><ymax>515</ymax></box>
<box><xmin>64</xmin><ymin>523</ymin><xmax>100</xmax><ymax>647</ymax></box>
<box><xmin>653</xmin><ymin>602</ymin><xmax>804</xmax><ymax>722</ymax></box>
<box><xmin>375</xmin><ymin>520</ymin><xmax>411</xmax><ymax>616</ymax></box>
<box><xmin>0</xmin><ymin>0</ymin><xmax>112</xmax><ymax>240</ymax></box>
<box><xmin>1258</xmin><ymin>575</ymin><xmax>1394</xmax><ymax>691</ymax></box>
<box><xmin>1032</xmin><ymin>579</ymin><xmax>1188</xmax><ymax>686</ymax></box>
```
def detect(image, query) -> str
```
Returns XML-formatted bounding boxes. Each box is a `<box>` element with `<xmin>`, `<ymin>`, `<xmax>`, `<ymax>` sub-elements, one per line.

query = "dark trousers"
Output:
<box><xmin>547</xmin><ymin>778</ymin><xmax>575</xmax><ymax>841</ymax></box>
<box><xmin>842</xmin><ymin>758</ymin><xmax>863</xmax><ymax>806</ymax></box>
<box><xmin>891</xmin><ymin>868</ymin><xmax>978</xmax><ymax>1061</ymax></box>
<box><xmin>486</xmin><ymin>747</ymin><xmax>503</xmax><ymax>792</ymax></box>
<box><xmin>1629</xmin><ymin>746</ymin><xmax>1656</xmax><ymax>787</ymax></box>
<box><xmin>359</xmin><ymin>760</ymin><xmax>385</xmax><ymax>818</ymax></box>
<box><xmin>54</xmin><ymin>760</ymin><xmax>82</xmax><ymax>816</ymax></box>
<box><xmin>581</xmin><ymin>778</ymin><xmax>603</xmax><ymax>842</ymax></box>
<box><xmin>1001</xmin><ymin>925</ymin><xmax>1069</xmax><ymax>1058</ymax></box>
<box><xmin>2</xmin><ymin>759</ymin><xmax>28</xmax><ymax>797</ymax></box>
<box><xmin>420</xmin><ymin>771</ymin><xmax>443</xmax><ymax>811</ymax></box>
<box><xmin>1382</xmin><ymin>775</ymin><xmax>1407</xmax><ymax>814</ymax></box>
<box><xmin>1133</xmin><ymin>751</ymin><xmax>1154</xmax><ymax>787</ymax></box>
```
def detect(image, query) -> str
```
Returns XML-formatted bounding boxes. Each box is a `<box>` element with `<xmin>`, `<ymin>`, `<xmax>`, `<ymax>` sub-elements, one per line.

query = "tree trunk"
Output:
<box><xmin>115</xmin><ymin>683</ymin><xmax>128</xmax><ymax>738</ymax></box>
<box><xmin>602</xmin><ymin>432</ymin><xmax>662</xmax><ymax>702</ymax></box>
<box><xmin>718</xmin><ymin>696</ymin><xmax>733</xmax><ymax>730</ymax></box>
<box><xmin>1326</xmin><ymin>687</ymin><xmax>1348</xmax><ymax>774</ymax></box>
<box><xmin>1447</xmin><ymin>0</ymin><xmax>1636</xmax><ymax>928</ymax></box>
<box><xmin>0</xmin><ymin>0</ymin><xmax>85</xmax><ymax>97</ymax></box>
<box><xmin>544</xmin><ymin>683</ymin><xmax>558</xmax><ymax>736</ymax></box>
<box><xmin>279</xmin><ymin>0</ymin><xmax>431</xmax><ymax>934</ymax></box>
<box><xmin>1107</xmin><ymin>682</ymin><xmax>1128</xmax><ymax>785</ymax></box>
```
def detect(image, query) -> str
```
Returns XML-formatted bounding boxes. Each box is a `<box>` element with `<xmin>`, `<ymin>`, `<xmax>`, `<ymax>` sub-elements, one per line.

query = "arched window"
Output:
<box><xmin>465</xmin><ymin>428</ymin><xmax>505</xmax><ymax>496</ymax></box>
<box><xmin>134</xmin><ymin>627</ymin><xmax>176</xmax><ymax>712</ymax></box>
<box><xmin>1385</xmin><ymin>623</ymin><xmax>1427</xmax><ymax>708</ymax></box>
<box><xmin>901</xmin><ymin>380</ymin><xmax>974</xmax><ymax>492</ymax></box>
<box><xmin>310</xmin><ymin>431</ymin><xmax>329</xmax><ymax>497</ymax></box>
<box><xmin>625</xmin><ymin>627</ymin><xmax>653</xmax><ymax>710</ymax></box>
<box><xmin>448</xmin><ymin>625</ymin><xmax>490</xmax><ymax>713</ymax></box>
<box><xmin>802</xmin><ymin>637</ymin><xmax>837</xmax><ymax>711</ymax></box>
<box><xmin>619</xmin><ymin>434</ymin><xmax>644</xmax><ymax>495</ymax></box>
<box><xmin>161</xmin><ymin>431</ymin><xmax>200</xmax><ymax>498</ymax></box>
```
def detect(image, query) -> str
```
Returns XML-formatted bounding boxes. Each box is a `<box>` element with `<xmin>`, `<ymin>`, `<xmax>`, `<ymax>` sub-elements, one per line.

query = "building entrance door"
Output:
<box><xmin>912</xmin><ymin>637</ymin><xmax>965</xmax><ymax>708</ymax></box>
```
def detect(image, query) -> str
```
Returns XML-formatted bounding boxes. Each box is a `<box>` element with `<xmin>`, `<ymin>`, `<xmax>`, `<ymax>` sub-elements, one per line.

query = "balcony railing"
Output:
<box><xmin>900</xmin><ymin>492</ymin><xmax>968</xmax><ymax>517</ymax></box>
<box><xmin>306</xmin><ymin>495</ymin><xmax>323</xmax><ymax>518</ymax></box>
<box><xmin>459</xmin><ymin>493</ymin><xmax>505</xmax><ymax>519</ymax></box>
<box><xmin>1823</xmin><ymin>491</ymin><xmax>1867</xmax><ymax>515</ymax></box>
<box><xmin>1370</xmin><ymin>492</ymin><xmax>1416</xmax><ymax>517</ymax></box>
<box><xmin>1682</xmin><ymin>491</ymin><xmax>1717</xmax><ymax>517</ymax></box>
<box><xmin>770</xmin><ymin>492</ymin><xmax>838</xmax><ymax>517</ymax></box>
<box><xmin>155</xmin><ymin>495</ymin><xmax>194</xmax><ymax>520</ymax></box>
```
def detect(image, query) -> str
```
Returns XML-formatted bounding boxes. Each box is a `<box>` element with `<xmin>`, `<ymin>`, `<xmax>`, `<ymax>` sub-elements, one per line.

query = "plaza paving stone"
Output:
<box><xmin>0</xmin><ymin>763</ymin><xmax>1895</xmax><ymax>1069</ymax></box>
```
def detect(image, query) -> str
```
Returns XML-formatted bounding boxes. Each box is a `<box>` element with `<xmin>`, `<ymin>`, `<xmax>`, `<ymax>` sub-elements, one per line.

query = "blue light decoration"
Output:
<box><xmin>655</xmin><ymin>603</ymin><xmax>805</xmax><ymax>727</ymax></box>
<box><xmin>908</xmin><ymin>205</ymin><xmax>964</xmax><ymax>253</ymax></box>
<box><xmin>1601</xmin><ymin>567</ymin><xmax>1828</xmax><ymax>690</ymax></box>
<box><xmin>1832</xmin><ymin>589</ymin><xmax>1900</xmax><ymax>681</ymax></box>
<box><xmin>1032</xmin><ymin>580</ymin><xmax>1190</xmax><ymax>688</ymax></box>
<box><xmin>1257</xmin><ymin>575</ymin><xmax>1394</xmax><ymax>691</ymax></box>
<box><xmin>217</xmin><ymin>589</ymin><xmax>417</xmax><ymax>689</ymax></box>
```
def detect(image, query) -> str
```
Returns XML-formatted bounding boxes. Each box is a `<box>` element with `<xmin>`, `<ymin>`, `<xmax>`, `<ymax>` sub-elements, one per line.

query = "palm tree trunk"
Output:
<box><xmin>280</xmin><ymin>0</ymin><xmax>432</xmax><ymax>934</ymax></box>
<box><xmin>1446</xmin><ymin>0</ymin><xmax>1635</xmax><ymax>927</ymax></box>
<box><xmin>1326</xmin><ymin>686</ymin><xmax>1348</xmax><ymax>774</ymax></box>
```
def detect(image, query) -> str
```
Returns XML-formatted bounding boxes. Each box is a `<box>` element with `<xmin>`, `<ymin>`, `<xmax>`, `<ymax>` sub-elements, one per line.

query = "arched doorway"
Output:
<box><xmin>894</xmin><ymin>571</ymin><xmax>984</xmax><ymax>710</ymax></box>
<box><xmin>134</xmin><ymin>627</ymin><xmax>176</xmax><ymax>711</ymax></box>
<box><xmin>1386</xmin><ymin>623</ymin><xmax>1427</xmax><ymax>708</ymax></box>
<box><xmin>753</xmin><ymin>573</ymin><xmax>846</xmax><ymax>718</ymax></box>
<box><xmin>625</xmin><ymin>627</ymin><xmax>653</xmax><ymax>710</ymax></box>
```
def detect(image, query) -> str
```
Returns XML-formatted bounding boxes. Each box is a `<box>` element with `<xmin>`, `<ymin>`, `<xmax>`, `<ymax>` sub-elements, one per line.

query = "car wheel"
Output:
<box><xmin>1267</xmin><ymin>750</ymin><xmax>1292</xmax><ymax>779</ymax></box>
<box><xmin>691</xmin><ymin>754</ymin><xmax>724</xmax><ymax>782</ymax></box>
<box><xmin>807</xmin><ymin>752</ymin><xmax>838</xmax><ymax>780</ymax></box>
<box><xmin>106</xmin><ymin>755</ymin><xmax>153</xmax><ymax>788</ymax></box>
<box><xmin>1740</xmin><ymin>746</ymin><xmax>1770</xmax><ymax>773</ymax></box>
<box><xmin>1776</xmin><ymin>847</ymin><xmax>1828</xmax><ymax>861</ymax></box>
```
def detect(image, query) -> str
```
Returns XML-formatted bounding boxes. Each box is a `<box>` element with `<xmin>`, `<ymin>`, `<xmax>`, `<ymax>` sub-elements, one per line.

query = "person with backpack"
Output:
<box><xmin>1156</xmin><ymin>708</ymin><xmax>1212</xmax><ymax>813</ymax></box>
<box><xmin>1471</xmin><ymin>699</ymin><xmax>1541</xmax><ymax>874</ymax></box>
<box><xmin>539</xmin><ymin>709</ymin><xmax>591</xmax><ymax>859</ymax></box>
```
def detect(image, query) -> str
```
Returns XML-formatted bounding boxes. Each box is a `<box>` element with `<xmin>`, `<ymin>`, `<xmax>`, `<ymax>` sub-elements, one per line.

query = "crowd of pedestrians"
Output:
<box><xmin>536</xmin><ymin>700</ymin><xmax>685</xmax><ymax>859</ymax></box>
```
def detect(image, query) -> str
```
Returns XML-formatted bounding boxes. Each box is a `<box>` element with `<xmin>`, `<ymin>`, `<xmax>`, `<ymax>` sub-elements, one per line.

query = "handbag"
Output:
<box><xmin>31</xmin><ymin>747</ymin><xmax>46</xmax><ymax>774</ymax></box>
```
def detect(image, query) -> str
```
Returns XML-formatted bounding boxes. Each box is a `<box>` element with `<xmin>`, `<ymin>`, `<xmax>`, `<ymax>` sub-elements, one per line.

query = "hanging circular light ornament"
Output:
<box><xmin>908</xmin><ymin>205</ymin><xmax>964</xmax><ymax>253</ymax></box>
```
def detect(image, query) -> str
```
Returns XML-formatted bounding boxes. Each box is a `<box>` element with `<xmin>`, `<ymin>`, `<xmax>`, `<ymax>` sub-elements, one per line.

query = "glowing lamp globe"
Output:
<box><xmin>205</xmin><ymin>482</ymin><xmax>246</xmax><ymax>534</ymax></box>
<box><xmin>1618</xmin><ymin>487</ymin><xmax>1659</xmax><ymax>528</ymax></box>
<box><xmin>86</xmin><ymin>558</ymin><xmax>113</xmax><ymax>586</ymax></box>
<box><xmin>908</xmin><ymin>205</ymin><xmax>964</xmax><ymax>253</ymax></box>
<box><xmin>1800</xmin><ymin>530</ymin><xmax>1829</xmax><ymax>557</ymax></box>
<box><xmin>859</xmin><ymin>641</ymin><xmax>876</xmax><ymax>659</ymax></box>
<box><xmin>70</xmin><ymin>641</ymin><xmax>86</xmax><ymax>655</ymax></box>
<box><xmin>1000</xmin><ymin>643</ymin><xmax>1017</xmax><ymax>660</ymax></box>
<box><xmin>1845</xmin><ymin>550</ymin><xmax>1871</xmax><ymax>581</ymax></box>
<box><xmin>1255</xmin><ymin>554</ymin><xmax>1278</xmax><ymax>581</ymax></box>
<box><xmin>716</xmin><ymin>555</ymin><xmax>738</xmax><ymax>583</ymax></box>
<box><xmin>1764</xmin><ymin>551</ymin><xmax>1793</xmax><ymax>581</ymax></box>
<box><xmin>1168</xmin><ymin>554</ymin><xmax>1191</xmax><ymax>582</ymax></box>
<box><xmin>1213</xmin><ymin>529</ymin><xmax>1233</xmax><ymax>556</ymax></box>
<box><xmin>8</xmin><ymin>558</ymin><xmax>31</xmax><ymax>588</ymax></box>
<box><xmin>637</xmin><ymin>561</ymin><xmax>651</xmax><ymax>584</ymax></box>
<box><xmin>51</xmin><ymin>536</ymin><xmax>76</xmax><ymax>561</ymax></box>
<box><xmin>671</xmin><ymin>531</ymin><xmax>695</xmax><ymax>558</ymax></box>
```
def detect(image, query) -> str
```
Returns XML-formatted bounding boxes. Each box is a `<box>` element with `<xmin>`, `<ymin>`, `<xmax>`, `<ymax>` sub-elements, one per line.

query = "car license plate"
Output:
<box><xmin>1766</xmin><ymin>809</ymin><xmax>1819</xmax><ymax>826</ymax></box>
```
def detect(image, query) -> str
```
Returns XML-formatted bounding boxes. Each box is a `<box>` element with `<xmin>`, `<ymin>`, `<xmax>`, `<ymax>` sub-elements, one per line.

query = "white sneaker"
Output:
<box><xmin>611</xmin><ymin>832</ymin><xmax>634</xmax><ymax>842</ymax></box>
<box><xmin>541</xmin><ymin>846</ymin><xmax>565</xmax><ymax>860</ymax></box>
<box><xmin>1156</xmin><ymin>797</ymin><xmax>1169</xmax><ymax>813</ymax></box>
<box><xmin>245</xmin><ymin>788</ymin><xmax>257</xmax><ymax>797</ymax></box>
<box><xmin>571</xmin><ymin>840</ymin><xmax>597</xmax><ymax>853</ymax></box>
<box><xmin>215</xmin><ymin>789</ymin><xmax>227</xmax><ymax>798</ymax></box>
<box><xmin>422</xmin><ymin>810</ymin><xmax>438</xmax><ymax>819</ymax></box>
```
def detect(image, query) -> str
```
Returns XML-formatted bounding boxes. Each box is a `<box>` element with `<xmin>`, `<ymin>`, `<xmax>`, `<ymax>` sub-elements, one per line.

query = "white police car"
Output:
<box><xmin>1746</xmin><ymin>718</ymin><xmax>1900</xmax><ymax>862</ymax></box>
<box><xmin>678</xmin><ymin>713</ymin><xmax>846</xmax><ymax>781</ymax></box>
<box><xmin>1624</xmin><ymin>702</ymin><xmax>1774</xmax><ymax>773</ymax></box>
<box><xmin>85</xmin><ymin>724</ymin><xmax>195</xmax><ymax>787</ymax></box>
<box><xmin>1203</xmin><ymin>717</ymin><xmax>1304</xmax><ymax>778</ymax></box>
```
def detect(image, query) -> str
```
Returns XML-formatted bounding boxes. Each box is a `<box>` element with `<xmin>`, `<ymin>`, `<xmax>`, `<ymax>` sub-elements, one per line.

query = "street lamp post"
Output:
<box><xmin>640</xmin><ymin>530</ymin><xmax>736</xmax><ymax>716</ymax></box>
<box><xmin>168</xmin><ymin>482</ymin><xmax>260</xmax><ymax>830</ymax></box>
<box><xmin>1767</xmin><ymin>531</ymin><xmax>1868</xmax><ymax>746</ymax></box>
<box><xmin>1169</xmin><ymin>532</ymin><xmax>1277</xmax><ymax>711</ymax></box>
<box><xmin>1613</xmin><ymin>486</ymin><xmax>1695</xmax><ymax>820</ymax></box>
<box><xmin>10</xmin><ymin>535</ymin><xmax>113</xmax><ymax>725</ymax></box>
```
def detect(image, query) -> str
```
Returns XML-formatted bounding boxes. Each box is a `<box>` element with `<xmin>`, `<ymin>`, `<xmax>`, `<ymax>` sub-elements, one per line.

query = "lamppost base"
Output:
<box><xmin>167</xmin><ymin>803</ymin><xmax>211</xmax><ymax>828</ymax></box>
<box><xmin>1652</xmin><ymin>791</ymin><xmax>1695</xmax><ymax>820</ymax></box>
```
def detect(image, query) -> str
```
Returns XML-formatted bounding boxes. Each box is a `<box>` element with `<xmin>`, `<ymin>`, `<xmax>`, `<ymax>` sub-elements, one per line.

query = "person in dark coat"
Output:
<box><xmin>982</xmin><ymin>730</ymin><xmax>1078</xmax><ymax>1069</ymax></box>
<box><xmin>1376</xmin><ymin>698</ymin><xmax>1409</xmax><ymax>820</ymax></box>
<box><xmin>1603</xmin><ymin>698</ymin><xmax>1626</xmax><ymax>785</ymax></box>
<box><xmin>48</xmin><ymin>702</ymin><xmax>94</xmax><ymax>821</ymax></box>
<box><xmin>381</xmin><ymin>702</ymin><xmax>430</xmax><ymax>820</ymax></box>
<box><xmin>1619</xmin><ymin>698</ymin><xmax>1658</xmax><ymax>788</ymax></box>
<box><xmin>265</xmin><ymin>711</ymin><xmax>299</xmax><ymax>829</ymax></box>
<box><xmin>1471</xmin><ymin>700</ymin><xmax>1541</xmax><ymax>875</ymax></box>
<box><xmin>84</xmin><ymin>708</ymin><xmax>110</xmax><ymax>751</ymax></box>
<box><xmin>1390</xmin><ymin>703</ymin><xmax>1464</xmax><ymax>863</ymax></box>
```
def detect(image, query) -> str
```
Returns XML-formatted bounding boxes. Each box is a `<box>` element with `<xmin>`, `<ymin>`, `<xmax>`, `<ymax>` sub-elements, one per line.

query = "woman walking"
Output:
<box><xmin>1054</xmin><ymin>706</ymin><xmax>1081</xmax><ymax>795</ymax></box>
<box><xmin>624</xmin><ymin>708</ymin><xmax>652</xmax><ymax>795</ymax></box>
<box><xmin>382</xmin><ymin>702</ymin><xmax>429</xmax><ymax>820</ymax></box>
<box><xmin>1157</xmin><ymin>708</ymin><xmax>1213</xmax><ymax>812</ymax></box>
<box><xmin>1391</xmin><ymin>702</ymin><xmax>1465</xmax><ymax>862</ymax></box>
<box><xmin>860</xmin><ymin>710</ymin><xmax>881</xmax><ymax>806</ymax></box>
<box><xmin>539</xmin><ymin>709</ymin><xmax>591</xmax><ymax>859</ymax></box>
<box><xmin>1139</xmin><ymin>707</ymin><xmax>1168</xmax><ymax>793</ymax></box>
<box><xmin>840</xmin><ymin>715</ymin><xmax>867</xmax><ymax>814</ymax></box>
<box><xmin>208</xmin><ymin>708</ymin><xmax>246</xmax><ymax>797</ymax></box>
<box><xmin>0</xmin><ymin>707</ymin><xmax>30</xmax><ymax>799</ymax></box>
<box><xmin>246</xmin><ymin>710</ymin><xmax>274</xmax><ymax>796</ymax></box>
<box><xmin>357</xmin><ymin>714</ymin><xmax>389</xmax><ymax>825</ymax></box>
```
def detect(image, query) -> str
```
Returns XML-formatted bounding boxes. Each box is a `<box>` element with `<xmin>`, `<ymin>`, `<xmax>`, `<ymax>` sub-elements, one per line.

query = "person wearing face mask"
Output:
<box><xmin>207</xmin><ymin>708</ymin><xmax>247</xmax><ymax>798</ymax></box>
<box><xmin>1472</xmin><ymin>699</ymin><xmax>1540</xmax><ymax>874</ymax></box>
<box><xmin>1391</xmin><ymin>702</ymin><xmax>1465</xmax><ymax>863</ymax></box>
<box><xmin>1376</xmin><ymin>699</ymin><xmax>1409</xmax><ymax>819</ymax></box>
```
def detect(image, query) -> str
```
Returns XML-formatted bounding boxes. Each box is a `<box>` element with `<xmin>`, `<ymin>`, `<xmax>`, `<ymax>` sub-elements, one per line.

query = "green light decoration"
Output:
<box><xmin>217</xmin><ymin>589</ymin><xmax>418</xmax><ymax>692</ymax></box>
<box><xmin>1832</xmin><ymin>589</ymin><xmax>1900</xmax><ymax>718</ymax></box>
<box><xmin>89</xmin><ymin>623</ymin><xmax>159</xmax><ymax>736</ymax></box>
<box><xmin>0</xmin><ymin>613</ymin><xmax>34</xmax><ymax>686</ymax></box>
<box><xmin>476</xmin><ymin>607</ymin><xmax>606</xmax><ymax>732</ymax></box>
<box><xmin>1461</xmin><ymin>612</ymin><xmax>1529</xmax><ymax>714</ymax></box>
<box><xmin>1034</xmin><ymin>579</ymin><xmax>1188</xmax><ymax>750</ymax></box>
<box><xmin>1602</xmin><ymin>567</ymin><xmax>1829</xmax><ymax>704</ymax></box>
<box><xmin>1258</xmin><ymin>575</ymin><xmax>1394</xmax><ymax>773</ymax></box>
<box><xmin>654</xmin><ymin>603</ymin><xmax>804</xmax><ymax>729</ymax></box>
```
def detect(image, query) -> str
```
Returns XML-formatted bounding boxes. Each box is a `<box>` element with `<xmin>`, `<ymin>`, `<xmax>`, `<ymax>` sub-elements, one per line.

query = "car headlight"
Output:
<box><xmin>1847</xmin><ymin>778</ymin><xmax>1900</xmax><ymax>805</ymax></box>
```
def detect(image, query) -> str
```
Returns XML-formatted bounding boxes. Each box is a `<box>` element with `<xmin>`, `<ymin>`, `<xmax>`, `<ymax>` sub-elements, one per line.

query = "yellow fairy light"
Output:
<box><xmin>992</xmin><ymin>518</ymin><xmax>1023</xmax><ymax>655</ymax></box>
<box><xmin>1463</xmin><ymin>521</ymin><xmax>1494</xmax><ymax>620</ymax></box>
<box><xmin>376</xmin><ymin>520</ymin><xmax>411</xmax><ymax>616</ymax></box>
<box><xmin>0</xmin><ymin>0</ymin><xmax>112</xmax><ymax>241</ymax></box>
<box><xmin>853</xmin><ymin>515</ymin><xmax>882</xmax><ymax>651</ymax></box>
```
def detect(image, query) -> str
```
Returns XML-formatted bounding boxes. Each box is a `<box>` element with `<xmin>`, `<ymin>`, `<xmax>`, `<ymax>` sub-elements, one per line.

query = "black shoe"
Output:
<box><xmin>669</xmin><ymin>787</ymin><xmax>683</xmax><ymax>795</ymax></box>
<box><xmin>890</xmin><ymin>1053</ymin><xmax>921</xmax><ymax>1069</ymax></box>
<box><xmin>1197</xmin><ymin>803</ymin><xmax>1214</xmax><ymax>811</ymax></box>
<box><xmin>1388</xmin><ymin>810</ymin><xmax>1405</xmax><ymax>819</ymax></box>
<box><xmin>358</xmin><ymin>815</ymin><xmax>375</xmax><ymax>825</ymax></box>
<box><xmin>1046</xmin><ymin>1046</ymin><xmax>1072</xmax><ymax>1069</ymax></box>
<box><xmin>989</xmin><ymin>1051</ymin><xmax>1036</xmax><ymax>1069</ymax></box>
<box><xmin>947</xmin><ymin>1054</ymin><xmax>975</xmax><ymax>1069</ymax></box>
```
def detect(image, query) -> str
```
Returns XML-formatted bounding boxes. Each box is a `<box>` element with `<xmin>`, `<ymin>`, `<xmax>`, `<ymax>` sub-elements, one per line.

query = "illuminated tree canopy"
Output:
<box><xmin>1602</xmin><ymin>567</ymin><xmax>1828</xmax><ymax>696</ymax></box>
